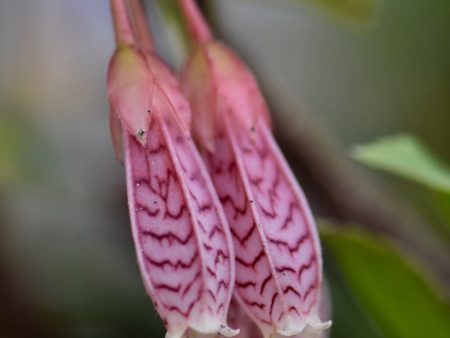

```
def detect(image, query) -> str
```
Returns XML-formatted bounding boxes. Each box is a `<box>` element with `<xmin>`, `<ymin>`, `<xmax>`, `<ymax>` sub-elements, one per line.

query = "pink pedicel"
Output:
<box><xmin>179</xmin><ymin>0</ymin><xmax>331</xmax><ymax>337</ymax></box>
<box><xmin>107</xmin><ymin>1</ymin><xmax>236</xmax><ymax>337</ymax></box>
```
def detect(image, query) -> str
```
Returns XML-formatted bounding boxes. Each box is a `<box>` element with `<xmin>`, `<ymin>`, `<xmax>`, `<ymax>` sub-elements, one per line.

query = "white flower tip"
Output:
<box><xmin>165</xmin><ymin>328</ymin><xmax>186</xmax><ymax>338</ymax></box>
<box><xmin>219</xmin><ymin>323</ymin><xmax>240</xmax><ymax>337</ymax></box>
<box><xmin>309</xmin><ymin>319</ymin><xmax>332</xmax><ymax>331</ymax></box>
<box><xmin>187</xmin><ymin>319</ymin><xmax>239</xmax><ymax>337</ymax></box>
<box><xmin>275</xmin><ymin>314</ymin><xmax>307</xmax><ymax>336</ymax></box>
<box><xmin>274</xmin><ymin>315</ymin><xmax>332</xmax><ymax>337</ymax></box>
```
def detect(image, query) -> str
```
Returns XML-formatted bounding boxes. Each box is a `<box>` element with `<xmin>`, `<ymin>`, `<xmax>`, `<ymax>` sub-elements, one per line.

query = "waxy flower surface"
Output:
<box><xmin>179</xmin><ymin>0</ymin><xmax>331</xmax><ymax>337</ymax></box>
<box><xmin>107</xmin><ymin>1</ymin><xmax>236</xmax><ymax>337</ymax></box>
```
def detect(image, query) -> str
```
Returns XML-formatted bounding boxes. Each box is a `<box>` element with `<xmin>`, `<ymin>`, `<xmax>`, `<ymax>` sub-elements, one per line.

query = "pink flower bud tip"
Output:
<box><xmin>182</xmin><ymin>41</ymin><xmax>271</xmax><ymax>152</ymax></box>
<box><xmin>107</xmin><ymin>45</ymin><xmax>154</xmax><ymax>148</ymax></box>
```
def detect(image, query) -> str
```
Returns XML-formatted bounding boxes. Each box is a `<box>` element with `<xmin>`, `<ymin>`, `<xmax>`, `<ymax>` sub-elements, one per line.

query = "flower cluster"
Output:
<box><xmin>106</xmin><ymin>1</ymin><xmax>331</xmax><ymax>338</ymax></box>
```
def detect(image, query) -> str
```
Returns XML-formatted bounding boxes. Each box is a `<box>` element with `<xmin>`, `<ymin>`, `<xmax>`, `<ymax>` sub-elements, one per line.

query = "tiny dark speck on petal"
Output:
<box><xmin>137</xmin><ymin>129</ymin><xmax>145</xmax><ymax>137</ymax></box>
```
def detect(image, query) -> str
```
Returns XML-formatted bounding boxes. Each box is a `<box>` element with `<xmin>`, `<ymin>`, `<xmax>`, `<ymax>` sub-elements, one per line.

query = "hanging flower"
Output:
<box><xmin>106</xmin><ymin>1</ymin><xmax>237</xmax><ymax>337</ymax></box>
<box><xmin>178</xmin><ymin>0</ymin><xmax>331</xmax><ymax>337</ymax></box>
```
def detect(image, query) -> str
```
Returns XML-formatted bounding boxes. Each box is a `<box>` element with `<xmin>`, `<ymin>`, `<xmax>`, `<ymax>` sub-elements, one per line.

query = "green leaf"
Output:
<box><xmin>322</xmin><ymin>226</ymin><xmax>450</xmax><ymax>338</ymax></box>
<box><xmin>351</xmin><ymin>134</ymin><xmax>450</xmax><ymax>194</ymax></box>
<box><xmin>301</xmin><ymin>0</ymin><xmax>379</xmax><ymax>24</ymax></box>
<box><xmin>324</xmin><ymin>252</ymin><xmax>384</xmax><ymax>338</ymax></box>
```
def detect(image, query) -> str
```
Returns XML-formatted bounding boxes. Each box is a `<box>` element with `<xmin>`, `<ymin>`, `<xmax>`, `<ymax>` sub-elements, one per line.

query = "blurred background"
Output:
<box><xmin>0</xmin><ymin>0</ymin><xmax>449</xmax><ymax>337</ymax></box>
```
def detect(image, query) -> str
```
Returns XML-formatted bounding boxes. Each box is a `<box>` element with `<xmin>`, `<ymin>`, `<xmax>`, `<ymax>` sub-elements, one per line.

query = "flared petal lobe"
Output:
<box><xmin>123</xmin><ymin>53</ymin><xmax>236</xmax><ymax>338</ymax></box>
<box><xmin>182</xmin><ymin>41</ymin><xmax>330</xmax><ymax>337</ymax></box>
<box><xmin>107</xmin><ymin>45</ymin><xmax>154</xmax><ymax>145</ymax></box>
<box><xmin>185</xmin><ymin>285</ymin><xmax>330</xmax><ymax>338</ymax></box>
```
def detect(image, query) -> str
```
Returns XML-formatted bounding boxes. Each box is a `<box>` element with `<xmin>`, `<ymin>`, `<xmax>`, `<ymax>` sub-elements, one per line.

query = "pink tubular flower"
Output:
<box><xmin>178</xmin><ymin>0</ymin><xmax>331</xmax><ymax>337</ymax></box>
<box><xmin>106</xmin><ymin>1</ymin><xmax>237</xmax><ymax>337</ymax></box>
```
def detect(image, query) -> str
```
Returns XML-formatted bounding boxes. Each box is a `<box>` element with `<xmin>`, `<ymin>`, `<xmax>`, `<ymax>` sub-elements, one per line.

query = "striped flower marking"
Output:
<box><xmin>178</xmin><ymin>0</ymin><xmax>331</xmax><ymax>337</ymax></box>
<box><xmin>124</xmin><ymin>89</ymin><xmax>235</xmax><ymax>338</ymax></box>
<box><xmin>107</xmin><ymin>1</ymin><xmax>236</xmax><ymax>337</ymax></box>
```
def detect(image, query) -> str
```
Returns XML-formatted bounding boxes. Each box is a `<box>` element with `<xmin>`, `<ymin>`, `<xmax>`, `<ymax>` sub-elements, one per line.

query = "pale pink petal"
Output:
<box><xmin>123</xmin><ymin>78</ymin><xmax>236</xmax><ymax>338</ymax></box>
<box><xmin>201</xmin><ymin>110</ymin><xmax>330</xmax><ymax>337</ymax></box>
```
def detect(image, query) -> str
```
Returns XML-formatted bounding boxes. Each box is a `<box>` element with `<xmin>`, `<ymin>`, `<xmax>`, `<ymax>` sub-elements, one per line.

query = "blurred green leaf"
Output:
<box><xmin>157</xmin><ymin>0</ymin><xmax>183</xmax><ymax>29</ymax></box>
<box><xmin>351</xmin><ymin>134</ymin><xmax>450</xmax><ymax>194</ymax></box>
<box><xmin>301</xmin><ymin>0</ymin><xmax>379</xmax><ymax>23</ymax></box>
<box><xmin>433</xmin><ymin>191</ymin><xmax>450</xmax><ymax>229</ymax></box>
<box><xmin>156</xmin><ymin>0</ymin><xmax>189</xmax><ymax>59</ymax></box>
<box><xmin>322</xmin><ymin>225</ymin><xmax>450</xmax><ymax>338</ymax></box>
<box><xmin>0</xmin><ymin>113</ymin><xmax>29</xmax><ymax>183</ymax></box>
<box><xmin>324</xmin><ymin>252</ymin><xmax>384</xmax><ymax>338</ymax></box>
<box><xmin>0</xmin><ymin>110</ymin><xmax>49</xmax><ymax>186</ymax></box>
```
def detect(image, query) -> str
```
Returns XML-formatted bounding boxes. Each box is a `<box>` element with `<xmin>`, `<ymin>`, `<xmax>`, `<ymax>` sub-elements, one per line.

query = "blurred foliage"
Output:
<box><xmin>0</xmin><ymin>110</ymin><xmax>46</xmax><ymax>185</ymax></box>
<box><xmin>0</xmin><ymin>112</ymin><xmax>30</xmax><ymax>183</ymax></box>
<box><xmin>352</xmin><ymin>134</ymin><xmax>450</xmax><ymax>194</ymax></box>
<box><xmin>301</xmin><ymin>0</ymin><xmax>379</xmax><ymax>24</ymax></box>
<box><xmin>157</xmin><ymin>0</ymin><xmax>185</xmax><ymax>33</ymax></box>
<box><xmin>352</xmin><ymin>134</ymin><xmax>450</xmax><ymax>236</ymax></box>
<box><xmin>324</xmin><ymin>250</ymin><xmax>384</xmax><ymax>338</ymax></box>
<box><xmin>322</xmin><ymin>225</ymin><xmax>450</xmax><ymax>338</ymax></box>
<box><xmin>155</xmin><ymin>0</ymin><xmax>190</xmax><ymax>66</ymax></box>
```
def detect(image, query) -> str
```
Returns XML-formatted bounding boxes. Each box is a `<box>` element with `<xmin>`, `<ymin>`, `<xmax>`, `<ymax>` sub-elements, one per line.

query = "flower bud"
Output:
<box><xmin>182</xmin><ymin>41</ymin><xmax>270</xmax><ymax>151</ymax></box>
<box><xmin>107</xmin><ymin>45</ymin><xmax>154</xmax><ymax>146</ymax></box>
